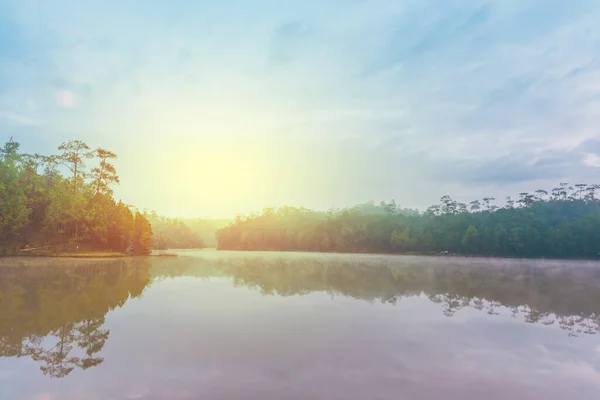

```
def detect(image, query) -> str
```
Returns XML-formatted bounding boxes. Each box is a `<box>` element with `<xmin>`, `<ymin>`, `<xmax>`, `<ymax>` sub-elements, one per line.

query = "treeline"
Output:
<box><xmin>0</xmin><ymin>138</ymin><xmax>154</xmax><ymax>254</ymax></box>
<box><xmin>148</xmin><ymin>212</ymin><xmax>205</xmax><ymax>250</ymax></box>
<box><xmin>145</xmin><ymin>214</ymin><xmax>229</xmax><ymax>250</ymax></box>
<box><xmin>217</xmin><ymin>183</ymin><xmax>600</xmax><ymax>259</ymax></box>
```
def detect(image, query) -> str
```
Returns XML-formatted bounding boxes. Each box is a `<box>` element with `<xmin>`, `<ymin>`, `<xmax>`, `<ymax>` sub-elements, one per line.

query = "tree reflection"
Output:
<box><xmin>0</xmin><ymin>259</ymin><xmax>151</xmax><ymax>378</ymax></box>
<box><xmin>160</xmin><ymin>254</ymin><xmax>600</xmax><ymax>337</ymax></box>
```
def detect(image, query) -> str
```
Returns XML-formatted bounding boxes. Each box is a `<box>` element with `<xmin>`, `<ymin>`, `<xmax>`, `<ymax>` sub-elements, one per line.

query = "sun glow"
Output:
<box><xmin>131</xmin><ymin>137</ymin><xmax>283</xmax><ymax>218</ymax></box>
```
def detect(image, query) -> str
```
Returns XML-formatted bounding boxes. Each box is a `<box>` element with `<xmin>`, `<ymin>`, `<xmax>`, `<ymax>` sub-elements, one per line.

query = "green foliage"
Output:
<box><xmin>90</xmin><ymin>149</ymin><xmax>119</xmax><ymax>196</ymax></box>
<box><xmin>133</xmin><ymin>212</ymin><xmax>153</xmax><ymax>255</ymax></box>
<box><xmin>0</xmin><ymin>138</ymin><xmax>196</xmax><ymax>254</ymax></box>
<box><xmin>0</xmin><ymin>140</ymin><xmax>30</xmax><ymax>244</ymax></box>
<box><xmin>217</xmin><ymin>187</ymin><xmax>600</xmax><ymax>259</ymax></box>
<box><xmin>461</xmin><ymin>225</ymin><xmax>479</xmax><ymax>253</ymax></box>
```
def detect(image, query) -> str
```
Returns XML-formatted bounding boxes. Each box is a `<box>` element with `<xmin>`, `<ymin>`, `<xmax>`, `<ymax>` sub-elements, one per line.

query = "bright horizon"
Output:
<box><xmin>3</xmin><ymin>1</ymin><xmax>600</xmax><ymax>218</ymax></box>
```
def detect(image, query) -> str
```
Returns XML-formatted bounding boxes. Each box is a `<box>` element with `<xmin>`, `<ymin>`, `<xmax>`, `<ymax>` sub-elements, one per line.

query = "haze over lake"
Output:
<box><xmin>2</xmin><ymin>250</ymin><xmax>600</xmax><ymax>400</ymax></box>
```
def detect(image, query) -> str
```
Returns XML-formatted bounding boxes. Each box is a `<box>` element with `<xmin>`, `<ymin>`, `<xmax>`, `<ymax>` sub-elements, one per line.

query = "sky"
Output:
<box><xmin>1</xmin><ymin>0</ymin><xmax>600</xmax><ymax>218</ymax></box>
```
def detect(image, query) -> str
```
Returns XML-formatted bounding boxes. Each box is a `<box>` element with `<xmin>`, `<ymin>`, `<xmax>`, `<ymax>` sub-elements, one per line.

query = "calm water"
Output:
<box><xmin>2</xmin><ymin>251</ymin><xmax>600</xmax><ymax>400</ymax></box>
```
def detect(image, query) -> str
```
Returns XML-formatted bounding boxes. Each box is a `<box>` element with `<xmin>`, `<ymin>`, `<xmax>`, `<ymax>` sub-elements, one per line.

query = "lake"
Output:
<box><xmin>2</xmin><ymin>250</ymin><xmax>600</xmax><ymax>400</ymax></box>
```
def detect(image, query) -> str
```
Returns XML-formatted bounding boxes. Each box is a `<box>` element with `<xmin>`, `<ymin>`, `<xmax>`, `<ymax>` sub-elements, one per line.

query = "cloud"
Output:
<box><xmin>583</xmin><ymin>154</ymin><xmax>600</xmax><ymax>168</ymax></box>
<box><xmin>435</xmin><ymin>150</ymin><xmax>584</xmax><ymax>185</ymax></box>
<box><xmin>0</xmin><ymin>110</ymin><xmax>37</xmax><ymax>126</ymax></box>
<box><xmin>2</xmin><ymin>0</ymin><xmax>600</xmax><ymax>215</ymax></box>
<box><xmin>55</xmin><ymin>90</ymin><xmax>78</xmax><ymax>108</ymax></box>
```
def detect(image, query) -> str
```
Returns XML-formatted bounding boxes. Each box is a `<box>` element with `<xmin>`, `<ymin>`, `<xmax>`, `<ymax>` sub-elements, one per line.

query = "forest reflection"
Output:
<box><xmin>4</xmin><ymin>253</ymin><xmax>600</xmax><ymax>381</ymax></box>
<box><xmin>151</xmin><ymin>254</ymin><xmax>600</xmax><ymax>337</ymax></box>
<box><xmin>0</xmin><ymin>259</ymin><xmax>151</xmax><ymax>378</ymax></box>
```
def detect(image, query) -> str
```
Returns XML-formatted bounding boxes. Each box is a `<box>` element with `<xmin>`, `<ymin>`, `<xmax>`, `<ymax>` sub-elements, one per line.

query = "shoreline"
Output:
<box><xmin>4</xmin><ymin>247</ymin><xmax>600</xmax><ymax>262</ymax></box>
<box><xmin>1</xmin><ymin>251</ymin><xmax>180</xmax><ymax>259</ymax></box>
<box><xmin>214</xmin><ymin>248</ymin><xmax>600</xmax><ymax>262</ymax></box>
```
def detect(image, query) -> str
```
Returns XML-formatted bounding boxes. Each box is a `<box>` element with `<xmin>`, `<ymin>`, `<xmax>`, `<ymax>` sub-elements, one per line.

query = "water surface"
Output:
<box><xmin>2</xmin><ymin>251</ymin><xmax>600</xmax><ymax>399</ymax></box>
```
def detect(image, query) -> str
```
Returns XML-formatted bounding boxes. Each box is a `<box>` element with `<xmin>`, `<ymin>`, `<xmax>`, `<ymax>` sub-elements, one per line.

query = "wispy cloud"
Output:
<box><xmin>1</xmin><ymin>0</ymin><xmax>600</xmax><ymax>215</ymax></box>
<box><xmin>0</xmin><ymin>110</ymin><xmax>37</xmax><ymax>126</ymax></box>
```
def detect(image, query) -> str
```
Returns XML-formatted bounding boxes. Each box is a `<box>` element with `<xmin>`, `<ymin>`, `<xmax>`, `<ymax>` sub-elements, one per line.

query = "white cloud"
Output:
<box><xmin>583</xmin><ymin>153</ymin><xmax>600</xmax><ymax>168</ymax></box>
<box><xmin>55</xmin><ymin>90</ymin><xmax>78</xmax><ymax>108</ymax></box>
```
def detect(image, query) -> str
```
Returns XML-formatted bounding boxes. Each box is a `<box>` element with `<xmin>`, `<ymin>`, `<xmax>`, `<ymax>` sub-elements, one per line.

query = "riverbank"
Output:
<box><xmin>214</xmin><ymin>248</ymin><xmax>600</xmax><ymax>261</ymax></box>
<box><xmin>1</xmin><ymin>250</ymin><xmax>179</xmax><ymax>259</ymax></box>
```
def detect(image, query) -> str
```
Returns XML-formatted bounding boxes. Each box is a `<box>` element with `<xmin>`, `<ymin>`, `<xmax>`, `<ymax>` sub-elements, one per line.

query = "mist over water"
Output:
<box><xmin>2</xmin><ymin>251</ymin><xmax>600</xmax><ymax>399</ymax></box>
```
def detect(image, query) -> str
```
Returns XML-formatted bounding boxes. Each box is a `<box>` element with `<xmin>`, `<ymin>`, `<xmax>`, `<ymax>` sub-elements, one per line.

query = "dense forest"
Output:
<box><xmin>0</xmin><ymin>138</ymin><xmax>202</xmax><ymax>255</ymax></box>
<box><xmin>217</xmin><ymin>183</ymin><xmax>600</xmax><ymax>259</ymax></box>
<box><xmin>0</xmin><ymin>138</ymin><xmax>153</xmax><ymax>254</ymax></box>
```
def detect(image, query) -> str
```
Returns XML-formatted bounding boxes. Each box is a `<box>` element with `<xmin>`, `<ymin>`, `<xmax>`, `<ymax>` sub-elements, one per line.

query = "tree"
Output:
<box><xmin>425</xmin><ymin>205</ymin><xmax>440</xmax><ymax>216</ymax></box>
<box><xmin>0</xmin><ymin>137</ymin><xmax>21</xmax><ymax>165</ymax></box>
<box><xmin>461</xmin><ymin>225</ymin><xmax>479</xmax><ymax>253</ymax></box>
<box><xmin>585</xmin><ymin>185</ymin><xmax>600</xmax><ymax>202</ymax></box>
<box><xmin>0</xmin><ymin>138</ymin><xmax>175</xmax><ymax>253</ymax></box>
<box><xmin>107</xmin><ymin>201</ymin><xmax>135</xmax><ymax>252</ymax></box>
<box><xmin>55</xmin><ymin>140</ymin><xmax>93</xmax><ymax>193</ymax></box>
<box><xmin>43</xmin><ymin>178</ymin><xmax>75</xmax><ymax>243</ymax></box>
<box><xmin>215</xmin><ymin>182</ymin><xmax>600</xmax><ymax>259</ymax></box>
<box><xmin>439</xmin><ymin>195</ymin><xmax>459</xmax><ymax>215</ymax></box>
<box><xmin>132</xmin><ymin>212</ymin><xmax>153</xmax><ymax>255</ymax></box>
<box><xmin>52</xmin><ymin>140</ymin><xmax>94</xmax><ymax>240</ymax></box>
<box><xmin>482</xmin><ymin>197</ymin><xmax>495</xmax><ymax>211</ymax></box>
<box><xmin>505</xmin><ymin>196</ymin><xmax>515</xmax><ymax>209</ymax></box>
<box><xmin>534</xmin><ymin>190</ymin><xmax>548</xmax><ymax>202</ymax></box>
<box><xmin>469</xmin><ymin>200</ymin><xmax>481</xmax><ymax>212</ymax></box>
<box><xmin>90</xmin><ymin>149</ymin><xmax>119</xmax><ymax>196</ymax></box>
<box><xmin>380</xmin><ymin>200</ymin><xmax>397</xmax><ymax>215</ymax></box>
<box><xmin>518</xmin><ymin>192</ymin><xmax>535</xmax><ymax>208</ymax></box>
<box><xmin>551</xmin><ymin>182</ymin><xmax>571</xmax><ymax>201</ymax></box>
<box><xmin>508</xmin><ymin>227</ymin><xmax>525</xmax><ymax>255</ymax></box>
<box><xmin>574</xmin><ymin>184</ymin><xmax>588</xmax><ymax>200</ymax></box>
<box><xmin>0</xmin><ymin>139</ymin><xmax>30</xmax><ymax>246</ymax></box>
<box><xmin>493</xmin><ymin>223</ymin><xmax>508</xmax><ymax>255</ymax></box>
<box><xmin>391</xmin><ymin>229</ymin><xmax>411</xmax><ymax>252</ymax></box>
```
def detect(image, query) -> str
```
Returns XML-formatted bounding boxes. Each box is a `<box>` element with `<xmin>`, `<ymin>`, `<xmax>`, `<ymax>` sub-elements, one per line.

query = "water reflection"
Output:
<box><xmin>151</xmin><ymin>253</ymin><xmax>600</xmax><ymax>337</ymax></box>
<box><xmin>3</xmin><ymin>252</ymin><xmax>600</xmax><ymax>387</ymax></box>
<box><xmin>0</xmin><ymin>259</ymin><xmax>151</xmax><ymax>378</ymax></box>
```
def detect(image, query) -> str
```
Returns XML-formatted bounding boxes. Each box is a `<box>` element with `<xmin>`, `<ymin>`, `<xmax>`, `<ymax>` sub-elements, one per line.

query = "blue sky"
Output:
<box><xmin>1</xmin><ymin>0</ymin><xmax>600</xmax><ymax>217</ymax></box>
